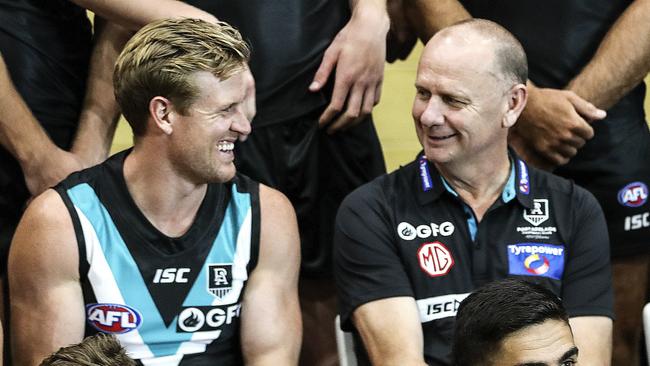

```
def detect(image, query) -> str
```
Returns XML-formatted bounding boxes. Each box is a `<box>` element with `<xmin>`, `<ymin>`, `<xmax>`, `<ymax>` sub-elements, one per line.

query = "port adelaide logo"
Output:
<box><xmin>86</xmin><ymin>303</ymin><xmax>142</xmax><ymax>334</ymax></box>
<box><xmin>207</xmin><ymin>264</ymin><xmax>233</xmax><ymax>299</ymax></box>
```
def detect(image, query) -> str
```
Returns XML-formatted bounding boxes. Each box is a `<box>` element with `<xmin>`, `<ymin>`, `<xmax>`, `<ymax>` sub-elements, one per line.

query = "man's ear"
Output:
<box><xmin>503</xmin><ymin>84</ymin><xmax>528</xmax><ymax>128</ymax></box>
<box><xmin>149</xmin><ymin>96</ymin><xmax>174</xmax><ymax>135</ymax></box>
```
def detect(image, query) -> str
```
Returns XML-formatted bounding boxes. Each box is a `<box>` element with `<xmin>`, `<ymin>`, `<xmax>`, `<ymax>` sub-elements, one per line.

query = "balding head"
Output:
<box><xmin>428</xmin><ymin>19</ymin><xmax>527</xmax><ymax>87</ymax></box>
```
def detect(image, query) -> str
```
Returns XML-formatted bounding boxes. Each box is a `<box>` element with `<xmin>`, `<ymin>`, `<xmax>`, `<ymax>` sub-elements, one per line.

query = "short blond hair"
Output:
<box><xmin>114</xmin><ymin>18</ymin><xmax>250</xmax><ymax>135</ymax></box>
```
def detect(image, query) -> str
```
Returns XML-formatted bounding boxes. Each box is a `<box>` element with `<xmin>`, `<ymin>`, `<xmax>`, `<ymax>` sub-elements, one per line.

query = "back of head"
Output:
<box><xmin>431</xmin><ymin>18</ymin><xmax>527</xmax><ymax>87</ymax></box>
<box><xmin>114</xmin><ymin>18</ymin><xmax>250</xmax><ymax>136</ymax></box>
<box><xmin>451</xmin><ymin>278</ymin><xmax>569</xmax><ymax>366</ymax></box>
<box><xmin>39</xmin><ymin>333</ymin><xmax>136</xmax><ymax>366</ymax></box>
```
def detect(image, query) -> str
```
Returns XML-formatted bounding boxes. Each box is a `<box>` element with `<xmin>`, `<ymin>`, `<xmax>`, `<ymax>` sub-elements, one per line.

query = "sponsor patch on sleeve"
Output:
<box><xmin>507</xmin><ymin>243</ymin><xmax>565</xmax><ymax>280</ymax></box>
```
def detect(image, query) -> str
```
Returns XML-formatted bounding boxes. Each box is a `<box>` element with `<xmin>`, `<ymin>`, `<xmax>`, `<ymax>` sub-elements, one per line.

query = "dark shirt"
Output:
<box><xmin>334</xmin><ymin>153</ymin><xmax>613</xmax><ymax>365</ymax></box>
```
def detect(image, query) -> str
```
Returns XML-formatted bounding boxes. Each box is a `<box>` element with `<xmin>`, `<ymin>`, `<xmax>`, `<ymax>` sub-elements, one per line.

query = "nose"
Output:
<box><xmin>232</xmin><ymin>109</ymin><xmax>252</xmax><ymax>141</ymax></box>
<box><xmin>419</xmin><ymin>97</ymin><xmax>445</xmax><ymax>128</ymax></box>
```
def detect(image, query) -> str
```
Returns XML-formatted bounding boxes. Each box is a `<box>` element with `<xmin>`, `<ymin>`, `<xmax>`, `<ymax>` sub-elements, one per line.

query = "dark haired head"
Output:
<box><xmin>451</xmin><ymin>279</ymin><xmax>569</xmax><ymax>366</ymax></box>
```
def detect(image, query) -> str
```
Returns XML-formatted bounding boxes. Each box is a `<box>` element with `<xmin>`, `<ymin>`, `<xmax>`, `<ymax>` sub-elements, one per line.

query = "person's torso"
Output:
<box><xmin>55</xmin><ymin>151</ymin><xmax>261</xmax><ymax>366</ymax></box>
<box><xmin>383</xmin><ymin>158</ymin><xmax>578</xmax><ymax>365</ymax></box>
<box><xmin>459</xmin><ymin>0</ymin><xmax>650</xmax><ymax>177</ymax></box>
<box><xmin>184</xmin><ymin>0</ymin><xmax>349</xmax><ymax>126</ymax></box>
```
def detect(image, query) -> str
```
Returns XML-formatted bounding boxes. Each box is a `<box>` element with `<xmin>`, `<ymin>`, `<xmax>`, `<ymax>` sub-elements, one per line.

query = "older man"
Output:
<box><xmin>9</xmin><ymin>19</ymin><xmax>300</xmax><ymax>366</ymax></box>
<box><xmin>334</xmin><ymin>19</ymin><xmax>612</xmax><ymax>366</ymax></box>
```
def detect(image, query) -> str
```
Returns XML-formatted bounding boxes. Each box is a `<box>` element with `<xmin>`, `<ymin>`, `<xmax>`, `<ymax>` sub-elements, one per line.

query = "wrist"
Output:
<box><xmin>351</xmin><ymin>0</ymin><xmax>390</xmax><ymax>34</ymax></box>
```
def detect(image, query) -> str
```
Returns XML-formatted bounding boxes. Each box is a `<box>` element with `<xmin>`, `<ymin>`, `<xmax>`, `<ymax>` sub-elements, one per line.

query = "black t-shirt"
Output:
<box><xmin>185</xmin><ymin>0</ymin><xmax>349</xmax><ymax>127</ymax></box>
<box><xmin>334</xmin><ymin>154</ymin><xmax>613</xmax><ymax>366</ymax></box>
<box><xmin>459</xmin><ymin>0</ymin><xmax>650</xmax><ymax>181</ymax></box>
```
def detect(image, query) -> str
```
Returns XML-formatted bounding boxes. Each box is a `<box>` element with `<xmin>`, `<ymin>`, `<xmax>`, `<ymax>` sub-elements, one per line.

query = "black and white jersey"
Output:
<box><xmin>334</xmin><ymin>152</ymin><xmax>613</xmax><ymax>366</ymax></box>
<box><xmin>55</xmin><ymin>150</ymin><xmax>260</xmax><ymax>366</ymax></box>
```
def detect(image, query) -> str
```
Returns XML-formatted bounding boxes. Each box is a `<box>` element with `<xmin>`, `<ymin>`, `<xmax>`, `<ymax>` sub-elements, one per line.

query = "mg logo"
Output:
<box><xmin>523</xmin><ymin>199</ymin><xmax>549</xmax><ymax>226</ymax></box>
<box><xmin>417</xmin><ymin>242</ymin><xmax>454</xmax><ymax>277</ymax></box>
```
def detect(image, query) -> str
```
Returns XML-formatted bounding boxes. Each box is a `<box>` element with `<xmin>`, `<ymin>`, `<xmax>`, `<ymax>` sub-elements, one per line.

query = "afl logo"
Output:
<box><xmin>618</xmin><ymin>182</ymin><xmax>648</xmax><ymax>207</ymax></box>
<box><xmin>86</xmin><ymin>303</ymin><xmax>142</xmax><ymax>334</ymax></box>
<box><xmin>417</xmin><ymin>242</ymin><xmax>454</xmax><ymax>277</ymax></box>
<box><xmin>524</xmin><ymin>254</ymin><xmax>550</xmax><ymax>275</ymax></box>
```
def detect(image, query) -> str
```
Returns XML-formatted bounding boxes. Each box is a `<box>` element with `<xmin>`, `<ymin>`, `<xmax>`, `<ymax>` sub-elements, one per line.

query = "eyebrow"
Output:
<box><xmin>513</xmin><ymin>346</ymin><xmax>579</xmax><ymax>366</ymax></box>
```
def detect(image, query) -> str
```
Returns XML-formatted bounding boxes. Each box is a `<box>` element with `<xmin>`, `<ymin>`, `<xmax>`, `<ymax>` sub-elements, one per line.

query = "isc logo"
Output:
<box><xmin>86</xmin><ymin>303</ymin><xmax>142</xmax><ymax>334</ymax></box>
<box><xmin>618</xmin><ymin>182</ymin><xmax>648</xmax><ymax>208</ymax></box>
<box><xmin>153</xmin><ymin>268</ymin><xmax>190</xmax><ymax>284</ymax></box>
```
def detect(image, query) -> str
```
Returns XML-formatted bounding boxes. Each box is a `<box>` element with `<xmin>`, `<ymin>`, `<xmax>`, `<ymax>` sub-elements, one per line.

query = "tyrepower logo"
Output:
<box><xmin>618</xmin><ymin>182</ymin><xmax>648</xmax><ymax>208</ymax></box>
<box><xmin>86</xmin><ymin>303</ymin><xmax>142</xmax><ymax>334</ymax></box>
<box><xmin>417</xmin><ymin>242</ymin><xmax>454</xmax><ymax>277</ymax></box>
<box><xmin>397</xmin><ymin>221</ymin><xmax>455</xmax><ymax>240</ymax></box>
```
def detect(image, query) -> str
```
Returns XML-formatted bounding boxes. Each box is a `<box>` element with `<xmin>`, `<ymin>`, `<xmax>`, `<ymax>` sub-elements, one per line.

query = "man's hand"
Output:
<box><xmin>509</xmin><ymin>83</ymin><xmax>606</xmax><ymax>170</ymax></box>
<box><xmin>309</xmin><ymin>1</ymin><xmax>389</xmax><ymax>134</ymax></box>
<box><xmin>21</xmin><ymin>146</ymin><xmax>83</xmax><ymax>197</ymax></box>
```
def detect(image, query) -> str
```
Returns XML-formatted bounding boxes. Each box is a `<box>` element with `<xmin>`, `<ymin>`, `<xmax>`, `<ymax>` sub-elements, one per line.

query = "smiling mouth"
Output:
<box><xmin>429</xmin><ymin>133</ymin><xmax>457</xmax><ymax>140</ymax></box>
<box><xmin>217</xmin><ymin>141</ymin><xmax>235</xmax><ymax>152</ymax></box>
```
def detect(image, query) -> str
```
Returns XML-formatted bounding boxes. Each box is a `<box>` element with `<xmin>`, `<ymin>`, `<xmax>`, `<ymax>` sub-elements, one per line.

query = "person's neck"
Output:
<box><xmin>123</xmin><ymin>144</ymin><xmax>207</xmax><ymax>238</ymax></box>
<box><xmin>435</xmin><ymin>150</ymin><xmax>511</xmax><ymax>222</ymax></box>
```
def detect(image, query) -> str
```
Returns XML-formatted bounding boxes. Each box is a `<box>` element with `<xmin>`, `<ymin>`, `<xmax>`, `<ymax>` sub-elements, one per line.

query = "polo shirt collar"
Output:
<box><xmin>414</xmin><ymin>150</ymin><xmax>534</xmax><ymax>209</ymax></box>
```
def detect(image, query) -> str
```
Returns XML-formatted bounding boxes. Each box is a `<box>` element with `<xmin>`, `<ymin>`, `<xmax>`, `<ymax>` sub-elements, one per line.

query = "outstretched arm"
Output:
<box><xmin>70</xmin><ymin>0</ymin><xmax>217</xmax><ymax>30</ymax></box>
<box><xmin>310</xmin><ymin>0</ymin><xmax>389</xmax><ymax>133</ymax></box>
<box><xmin>0</xmin><ymin>54</ymin><xmax>82</xmax><ymax>196</ymax></box>
<box><xmin>9</xmin><ymin>190</ymin><xmax>85</xmax><ymax>366</ymax></box>
<box><xmin>567</xmin><ymin>0</ymin><xmax>650</xmax><ymax>109</ymax></box>
<box><xmin>240</xmin><ymin>185</ymin><xmax>301</xmax><ymax>365</ymax></box>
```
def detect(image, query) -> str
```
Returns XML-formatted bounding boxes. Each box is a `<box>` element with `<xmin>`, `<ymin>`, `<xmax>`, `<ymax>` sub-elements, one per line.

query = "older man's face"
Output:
<box><xmin>412</xmin><ymin>33</ymin><xmax>512</xmax><ymax>166</ymax></box>
<box><xmin>490</xmin><ymin>319</ymin><xmax>578</xmax><ymax>366</ymax></box>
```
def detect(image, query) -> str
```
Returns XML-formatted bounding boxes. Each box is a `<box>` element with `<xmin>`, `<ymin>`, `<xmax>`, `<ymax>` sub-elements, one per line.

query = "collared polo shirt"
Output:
<box><xmin>334</xmin><ymin>153</ymin><xmax>613</xmax><ymax>366</ymax></box>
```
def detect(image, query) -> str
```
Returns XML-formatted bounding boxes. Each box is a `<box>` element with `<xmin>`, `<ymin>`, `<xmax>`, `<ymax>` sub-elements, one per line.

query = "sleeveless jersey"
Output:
<box><xmin>55</xmin><ymin>150</ymin><xmax>261</xmax><ymax>366</ymax></box>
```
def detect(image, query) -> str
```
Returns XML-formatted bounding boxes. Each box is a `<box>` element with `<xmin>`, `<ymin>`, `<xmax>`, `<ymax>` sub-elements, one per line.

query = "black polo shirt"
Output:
<box><xmin>334</xmin><ymin>153</ymin><xmax>613</xmax><ymax>366</ymax></box>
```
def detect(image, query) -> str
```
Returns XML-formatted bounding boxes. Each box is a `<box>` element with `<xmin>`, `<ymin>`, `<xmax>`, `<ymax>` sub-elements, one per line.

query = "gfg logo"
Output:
<box><xmin>177</xmin><ymin>304</ymin><xmax>241</xmax><ymax>333</ymax></box>
<box><xmin>397</xmin><ymin>221</ymin><xmax>455</xmax><ymax>240</ymax></box>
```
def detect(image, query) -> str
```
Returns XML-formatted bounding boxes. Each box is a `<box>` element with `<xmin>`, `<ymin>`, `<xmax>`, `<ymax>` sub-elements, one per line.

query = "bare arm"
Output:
<box><xmin>569</xmin><ymin>316</ymin><xmax>613</xmax><ymax>366</ymax></box>
<box><xmin>310</xmin><ymin>0</ymin><xmax>389</xmax><ymax>133</ymax></box>
<box><xmin>70</xmin><ymin>0</ymin><xmax>217</xmax><ymax>30</ymax></box>
<box><xmin>405</xmin><ymin>0</ymin><xmax>471</xmax><ymax>42</ymax></box>
<box><xmin>568</xmin><ymin>0</ymin><xmax>650</xmax><ymax>109</ymax></box>
<box><xmin>353</xmin><ymin>297</ymin><xmax>427</xmax><ymax>366</ymax></box>
<box><xmin>70</xmin><ymin>20</ymin><xmax>132</xmax><ymax>166</ymax></box>
<box><xmin>240</xmin><ymin>185</ymin><xmax>301</xmax><ymax>365</ymax></box>
<box><xmin>0</xmin><ymin>54</ymin><xmax>83</xmax><ymax>195</ymax></box>
<box><xmin>9</xmin><ymin>190</ymin><xmax>85</xmax><ymax>366</ymax></box>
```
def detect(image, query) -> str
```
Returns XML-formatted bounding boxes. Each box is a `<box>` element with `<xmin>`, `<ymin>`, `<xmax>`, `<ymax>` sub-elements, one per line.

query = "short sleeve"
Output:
<box><xmin>562</xmin><ymin>186</ymin><xmax>614</xmax><ymax>319</ymax></box>
<box><xmin>333</xmin><ymin>183</ymin><xmax>415</xmax><ymax>331</ymax></box>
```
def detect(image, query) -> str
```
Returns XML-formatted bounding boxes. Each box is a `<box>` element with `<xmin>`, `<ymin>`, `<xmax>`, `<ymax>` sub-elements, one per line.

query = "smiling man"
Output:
<box><xmin>333</xmin><ymin>19</ymin><xmax>612</xmax><ymax>365</ymax></box>
<box><xmin>9</xmin><ymin>19</ymin><xmax>301</xmax><ymax>366</ymax></box>
<box><xmin>452</xmin><ymin>279</ymin><xmax>578</xmax><ymax>366</ymax></box>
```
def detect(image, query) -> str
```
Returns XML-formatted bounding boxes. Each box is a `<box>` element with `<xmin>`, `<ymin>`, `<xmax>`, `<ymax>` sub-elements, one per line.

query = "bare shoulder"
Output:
<box><xmin>9</xmin><ymin>188</ymin><xmax>78</xmax><ymax>280</ymax></box>
<box><xmin>259</xmin><ymin>184</ymin><xmax>295</xmax><ymax>219</ymax></box>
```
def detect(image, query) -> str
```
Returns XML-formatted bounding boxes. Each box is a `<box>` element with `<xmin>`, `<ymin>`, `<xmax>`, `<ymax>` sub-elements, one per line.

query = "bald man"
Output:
<box><xmin>333</xmin><ymin>19</ymin><xmax>613</xmax><ymax>366</ymax></box>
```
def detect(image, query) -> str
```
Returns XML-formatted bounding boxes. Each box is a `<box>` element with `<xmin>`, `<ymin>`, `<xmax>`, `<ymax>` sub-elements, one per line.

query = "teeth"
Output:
<box><xmin>217</xmin><ymin>142</ymin><xmax>234</xmax><ymax>152</ymax></box>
